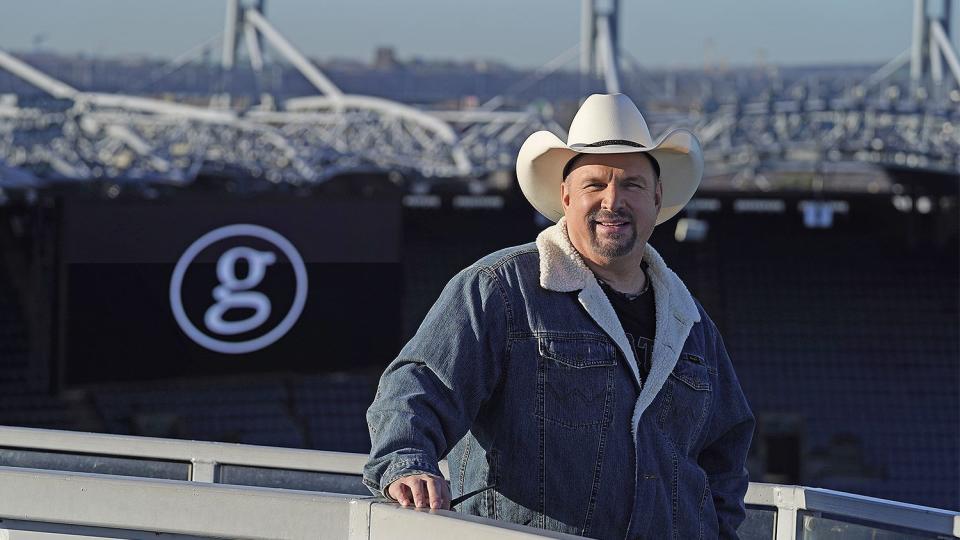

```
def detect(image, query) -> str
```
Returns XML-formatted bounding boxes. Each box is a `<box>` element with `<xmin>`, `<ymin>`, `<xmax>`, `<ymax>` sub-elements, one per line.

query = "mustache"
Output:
<box><xmin>588</xmin><ymin>210</ymin><xmax>632</xmax><ymax>222</ymax></box>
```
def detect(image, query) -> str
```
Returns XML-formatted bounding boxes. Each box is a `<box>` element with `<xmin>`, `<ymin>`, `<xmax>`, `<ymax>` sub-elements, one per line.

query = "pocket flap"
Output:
<box><xmin>670</xmin><ymin>353</ymin><xmax>712</xmax><ymax>391</ymax></box>
<box><xmin>538</xmin><ymin>337</ymin><xmax>617</xmax><ymax>369</ymax></box>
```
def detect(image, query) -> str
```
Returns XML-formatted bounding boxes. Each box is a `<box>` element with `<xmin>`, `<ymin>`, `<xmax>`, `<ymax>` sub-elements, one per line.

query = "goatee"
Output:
<box><xmin>587</xmin><ymin>209</ymin><xmax>637</xmax><ymax>259</ymax></box>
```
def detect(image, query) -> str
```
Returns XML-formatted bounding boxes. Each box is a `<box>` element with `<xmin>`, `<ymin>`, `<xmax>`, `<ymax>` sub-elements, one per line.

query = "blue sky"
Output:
<box><xmin>2</xmin><ymin>1</ymin><xmax>957</xmax><ymax>69</ymax></box>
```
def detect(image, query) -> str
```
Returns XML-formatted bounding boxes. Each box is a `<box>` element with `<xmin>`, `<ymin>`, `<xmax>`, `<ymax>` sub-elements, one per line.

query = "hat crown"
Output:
<box><xmin>566</xmin><ymin>93</ymin><xmax>654</xmax><ymax>148</ymax></box>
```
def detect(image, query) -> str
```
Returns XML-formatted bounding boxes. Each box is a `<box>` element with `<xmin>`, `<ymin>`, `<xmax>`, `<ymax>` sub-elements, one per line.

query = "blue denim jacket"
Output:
<box><xmin>365</xmin><ymin>218</ymin><xmax>755</xmax><ymax>539</ymax></box>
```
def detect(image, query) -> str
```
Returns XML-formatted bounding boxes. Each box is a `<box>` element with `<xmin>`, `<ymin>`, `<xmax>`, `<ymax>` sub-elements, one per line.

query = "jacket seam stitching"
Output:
<box><xmin>698</xmin><ymin>477</ymin><xmax>710</xmax><ymax>540</ymax></box>
<box><xmin>486</xmin><ymin>248</ymin><xmax>538</xmax><ymax>271</ymax></box>
<box><xmin>580</xmin><ymin>360</ymin><xmax>614</xmax><ymax>536</ymax></box>
<box><xmin>509</xmin><ymin>331</ymin><xmax>615</xmax><ymax>341</ymax></box>
<box><xmin>481</xmin><ymin>267</ymin><xmax>514</xmax><ymax>394</ymax></box>
<box><xmin>457</xmin><ymin>436</ymin><xmax>471</xmax><ymax>494</ymax></box>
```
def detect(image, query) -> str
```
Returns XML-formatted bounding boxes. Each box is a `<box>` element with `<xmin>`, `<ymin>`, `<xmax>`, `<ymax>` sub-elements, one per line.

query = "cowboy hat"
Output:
<box><xmin>516</xmin><ymin>93</ymin><xmax>703</xmax><ymax>225</ymax></box>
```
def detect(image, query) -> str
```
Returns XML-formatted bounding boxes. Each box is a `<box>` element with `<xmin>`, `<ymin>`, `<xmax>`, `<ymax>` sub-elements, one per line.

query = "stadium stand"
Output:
<box><xmin>676</xmin><ymin>204</ymin><xmax>958</xmax><ymax>510</ymax></box>
<box><xmin>291</xmin><ymin>373</ymin><xmax>376</xmax><ymax>453</ymax></box>
<box><xmin>0</xmin><ymin>193</ymin><xmax>955</xmax><ymax>511</ymax></box>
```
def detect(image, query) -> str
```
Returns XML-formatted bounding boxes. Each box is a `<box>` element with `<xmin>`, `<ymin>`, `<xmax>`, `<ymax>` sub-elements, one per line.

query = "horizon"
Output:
<box><xmin>2</xmin><ymin>46</ymin><xmax>898</xmax><ymax>72</ymax></box>
<box><xmin>3</xmin><ymin>1</ymin><xmax>959</xmax><ymax>72</ymax></box>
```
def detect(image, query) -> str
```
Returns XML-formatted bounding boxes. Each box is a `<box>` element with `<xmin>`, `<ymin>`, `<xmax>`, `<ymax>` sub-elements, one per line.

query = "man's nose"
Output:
<box><xmin>600</xmin><ymin>182</ymin><xmax>624</xmax><ymax>211</ymax></box>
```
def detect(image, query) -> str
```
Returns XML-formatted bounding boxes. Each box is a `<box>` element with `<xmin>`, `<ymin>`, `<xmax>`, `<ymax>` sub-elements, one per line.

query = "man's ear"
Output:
<box><xmin>655</xmin><ymin>179</ymin><xmax>662</xmax><ymax>210</ymax></box>
<box><xmin>561</xmin><ymin>179</ymin><xmax>570</xmax><ymax>210</ymax></box>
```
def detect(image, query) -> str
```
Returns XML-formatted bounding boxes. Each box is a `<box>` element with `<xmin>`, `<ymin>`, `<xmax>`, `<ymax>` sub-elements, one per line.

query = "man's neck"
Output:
<box><xmin>581</xmin><ymin>245</ymin><xmax>647</xmax><ymax>295</ymax></box>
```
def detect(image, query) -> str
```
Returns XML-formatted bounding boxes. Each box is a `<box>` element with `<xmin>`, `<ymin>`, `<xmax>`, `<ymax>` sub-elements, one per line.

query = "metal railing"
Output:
<box><xmin>0</xmin><ymin>466</ymin><xmax>580</xmax><ymax>540</ymax></box>
<box><xmin>0</xmin><ymin>424</ymin><xmax>382</xmax><ymax>488</ymax></box>
<box><xmin>744</xmin><ymin>482</ymin><xmax>959</xmax><ymax>539</ymax></box>
<box><xmin>0</xmin><ymin>426</ymin><xmax>956</xmax><ymax>539</ymax></box>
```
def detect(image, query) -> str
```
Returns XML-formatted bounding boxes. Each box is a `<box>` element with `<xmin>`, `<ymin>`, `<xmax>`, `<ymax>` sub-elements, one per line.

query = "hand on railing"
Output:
<box><xmin>387</xmin><ymin>473</ymin><xmax>451</xmax><ymax>510</ymax></box>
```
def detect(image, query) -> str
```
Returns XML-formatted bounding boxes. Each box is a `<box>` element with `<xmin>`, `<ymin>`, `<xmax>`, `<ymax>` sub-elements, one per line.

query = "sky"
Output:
<box><xmin>2</xmin><ymin>1</ymin><xmax>957</xmax><ymax>70</ymax></box>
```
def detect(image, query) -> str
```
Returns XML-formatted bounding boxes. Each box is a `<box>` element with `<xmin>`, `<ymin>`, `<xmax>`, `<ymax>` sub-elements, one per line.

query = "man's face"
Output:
<box><xmin>561</xmin><ymin>152</ymin><xmax>662</xmax><ymax>264</ymax></box>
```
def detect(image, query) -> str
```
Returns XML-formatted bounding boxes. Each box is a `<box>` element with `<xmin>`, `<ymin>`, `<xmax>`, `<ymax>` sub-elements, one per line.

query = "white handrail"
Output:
<box><xmin>745</xmin><ymin>482</ymin><xmax>960</xmax><ymax>538</ymax></box>
<box><xmin>0</xmin><ymin>424</ymin><xmax>451</xmax><ymax>479</ymax></box>
<box><xmin>0</xmin><ymin>426</ymin><xmax>956</xmax><ymax>538</ymax></box>
<box><xmin>0</xmin><ymin>466</ymin><xmax>578</xmax><ymax>539</ymax></box>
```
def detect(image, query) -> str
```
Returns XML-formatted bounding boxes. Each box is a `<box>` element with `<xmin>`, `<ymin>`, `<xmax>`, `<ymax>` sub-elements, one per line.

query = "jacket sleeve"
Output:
<box><xmin>363</xmin><ymin>265</ymin><xmax>509</xmax><ymax>498</ymax></box>
<box><xmin>698</xmin><ymin>324</ymin><xmax>756</xmax><ymax>539</ymax></box>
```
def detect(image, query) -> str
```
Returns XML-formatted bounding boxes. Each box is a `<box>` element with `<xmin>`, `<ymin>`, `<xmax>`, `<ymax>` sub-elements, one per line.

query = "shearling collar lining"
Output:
<box><xmin>535</xmin><ymin>217</ymin><xmax>701</xmax><ymax>325</ymax></box>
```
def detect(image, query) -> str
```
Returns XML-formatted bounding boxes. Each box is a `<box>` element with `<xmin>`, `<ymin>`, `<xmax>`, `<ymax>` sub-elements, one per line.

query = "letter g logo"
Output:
<box><xmin>205</xmin><ymin>246</ymin><xmax>277</xmax><ymax>336</ymax></box>
<box><xmin>170</xmin><ymin>224</ymin><xmax>308</xmax><ymax>354</ymax></box>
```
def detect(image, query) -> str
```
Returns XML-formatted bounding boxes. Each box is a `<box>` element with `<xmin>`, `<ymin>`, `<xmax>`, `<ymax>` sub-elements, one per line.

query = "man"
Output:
<box><xmin>364</xmin><ymin>94</ymin><xmax>755</xmax><ymax>539</ymax></box>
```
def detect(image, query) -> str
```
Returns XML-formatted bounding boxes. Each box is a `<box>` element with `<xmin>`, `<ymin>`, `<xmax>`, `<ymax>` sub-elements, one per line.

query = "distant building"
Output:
<box><xmin>373</xmin><ymin>47</ymin><xmax>398</xmax><ymax>70</ymax></box>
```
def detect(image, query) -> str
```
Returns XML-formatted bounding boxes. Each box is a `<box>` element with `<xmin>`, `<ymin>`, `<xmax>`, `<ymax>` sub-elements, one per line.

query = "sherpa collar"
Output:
<box><xmin>534</xmin><ymin>217</ymin><xmax>702</xmax><ymax>423</ymax></box>
<box><xmin>535</xmin><ymin>217</ymin><xmax>701</xmax><ymax>323</ymax></box>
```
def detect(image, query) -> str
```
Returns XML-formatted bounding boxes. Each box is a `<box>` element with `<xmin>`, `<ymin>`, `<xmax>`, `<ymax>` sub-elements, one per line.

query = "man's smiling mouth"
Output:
<box><xmin>593</xmin><ymin>219</ymin><xmax>631</xmax><ymax>231</ymax></box>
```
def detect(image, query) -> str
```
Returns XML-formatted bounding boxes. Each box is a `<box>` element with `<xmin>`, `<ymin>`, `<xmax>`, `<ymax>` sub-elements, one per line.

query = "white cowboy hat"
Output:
<box><xmin>516</xmin><ymin>93</ymin><xmax>703</xmax><ymax>225</ymax></box>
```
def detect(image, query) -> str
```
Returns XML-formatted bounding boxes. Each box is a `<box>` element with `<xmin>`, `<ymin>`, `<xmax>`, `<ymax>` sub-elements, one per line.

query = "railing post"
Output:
<box><xmin>770</xmin><ymin>485</ymin><xmax>805</xmax><ymax>540</ymax></box>
<box><xmin>191</xmin><ymin>459</ymin><xmax>217</xmax><ymax>483</ymax></box>
<box><xmin>775</xmin><ymin>506</ymin><xmax>799</xmax><ymax>540</ymax></box>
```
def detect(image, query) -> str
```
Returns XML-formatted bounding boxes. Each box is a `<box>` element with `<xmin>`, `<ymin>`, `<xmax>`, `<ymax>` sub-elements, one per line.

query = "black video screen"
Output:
<box><xmin>60</xmin><ymin>195</ymin><xmax>402</xmax><ymax>385</ymax></box>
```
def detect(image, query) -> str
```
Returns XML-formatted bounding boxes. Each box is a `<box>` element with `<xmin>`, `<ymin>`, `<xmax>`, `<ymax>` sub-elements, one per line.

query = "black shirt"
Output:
<box><xmin>597</xmin><ymin>265</ymin><xmax>656</xmax><ymax>385</ymax></box>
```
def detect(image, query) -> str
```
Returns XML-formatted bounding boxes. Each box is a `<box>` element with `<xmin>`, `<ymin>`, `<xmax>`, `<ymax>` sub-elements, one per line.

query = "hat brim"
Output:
<box><xmin>516</xmin><ymin>128</ymin><xmax>703</xmax><ymax>225</ymax></box>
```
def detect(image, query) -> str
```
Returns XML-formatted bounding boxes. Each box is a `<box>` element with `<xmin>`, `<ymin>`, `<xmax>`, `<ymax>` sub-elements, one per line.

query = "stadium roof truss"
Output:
<box><xmin>0</xmin><ymin>0</ymin><xmax>565</xmax><ymax>186</ymax></box>
<box><xmin>0</xmin><ymin>0</ymin><xmax>957</xmax><ymax>189</ymax></box>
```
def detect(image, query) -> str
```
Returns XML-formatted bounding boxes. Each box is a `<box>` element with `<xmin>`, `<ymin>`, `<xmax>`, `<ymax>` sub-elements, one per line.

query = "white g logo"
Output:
<box><xmin>170</xmin><ymin>224</ymin><xmax>308</xmax><ymax>354</ymax></box>
<box><xmin>205</xmin><ymin>246</ymin><xmax>276</xmax><ymax>336</ymax></box>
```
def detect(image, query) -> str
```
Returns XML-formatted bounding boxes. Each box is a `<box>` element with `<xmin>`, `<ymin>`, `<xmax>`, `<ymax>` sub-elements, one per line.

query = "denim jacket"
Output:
<box><xmin>364</xmin><ymin>218</ymin><xmax>755</xmax><ymax>540</ymax></box>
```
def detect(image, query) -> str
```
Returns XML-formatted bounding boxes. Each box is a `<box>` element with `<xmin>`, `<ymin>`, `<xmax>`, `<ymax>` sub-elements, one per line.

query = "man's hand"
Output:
<box><xmin>387</xmin><ymin>473</ymin><xmax>451</xmax><ymax>510</ymax></box>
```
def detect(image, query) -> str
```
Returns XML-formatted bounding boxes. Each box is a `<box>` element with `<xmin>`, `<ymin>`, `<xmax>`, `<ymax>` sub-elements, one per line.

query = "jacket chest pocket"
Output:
<box><xmin>535</xmin><ymin>336</ymin><xmax>617</xmax><ymax>429</ymax></box>
<box><xmin>657</xmin><ymin>353</ymin><xmax>714</xmax><ymax>453</ymax></box>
